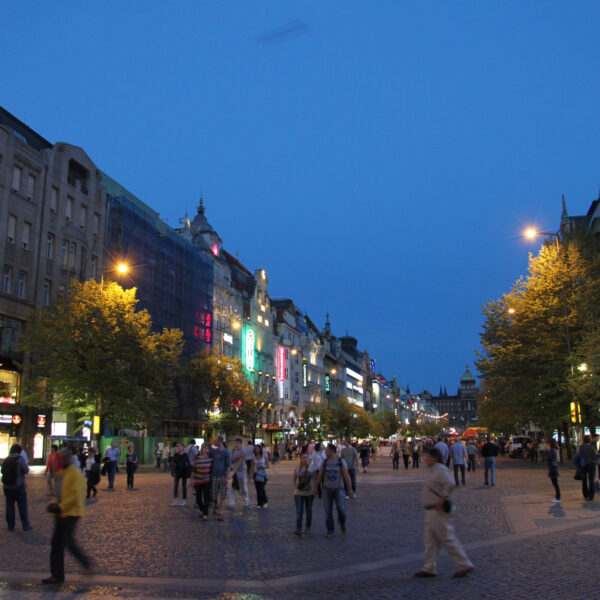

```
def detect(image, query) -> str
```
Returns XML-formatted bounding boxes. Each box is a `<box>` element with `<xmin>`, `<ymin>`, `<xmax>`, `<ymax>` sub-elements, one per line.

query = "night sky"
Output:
<box><xmin>3</xmin><ymin>3</ymin><xmax>600</xmax><ymax>392</ymax></box>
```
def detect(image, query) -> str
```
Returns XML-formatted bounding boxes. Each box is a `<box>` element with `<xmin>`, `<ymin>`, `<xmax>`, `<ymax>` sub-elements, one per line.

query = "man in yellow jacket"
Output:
<box><xmin>42</xmin><ymin>449</ymin><xmax>93</xmax><ymax>584</ymax></box>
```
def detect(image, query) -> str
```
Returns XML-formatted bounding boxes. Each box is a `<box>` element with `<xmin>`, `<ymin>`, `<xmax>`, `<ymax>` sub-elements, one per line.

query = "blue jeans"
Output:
<box><xmin>484</xmin><ymin>457</ymin><xmax>496</xmax><ymax>484</ymax></box>
<box><xmin>294</xmin><ymin>494</ymin><xmax>314</xmax><ymax>529</ymax></box>
<box><xmin>344</xmin><ymin>468</ymin><xmax>357</xmax><ymax>495</ymax></box>
<box><xmin>323</xmin><ymin>487</ymin><xmax>346</xmax><ymax>533</ymax></box>
<box><xmin>107</xmin><ymin>461</ymin><xmax>117</xmax><ymax>488</ymax></box>
<box><xmin>4</xmin><ymin>486</ymin><xmax>30</xmax><ymax>530</ymax></box>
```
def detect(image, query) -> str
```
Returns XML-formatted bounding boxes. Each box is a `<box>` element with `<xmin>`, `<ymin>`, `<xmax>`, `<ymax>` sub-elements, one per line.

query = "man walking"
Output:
<box><xmin>209</xmin><ymin>436</ymin><xmax>232</xmax><ymax>521</ymax></box>
<box><xmin>466</xmin><ymin>441</ymin><xmax>477</xmax><ymax>472</ymax></box>
<box><xmin>315</xmin><ymin>444</ymin><xmax>354</xmax><ymax>537</ymax></box>
<box><xmin>577</xmin><ymin>435</ymin><xmax>597</xmax><ymax>501</ymax></box>
<box><xmin>43</xmin><ymin>450</ymin><xmax>92</xmax><ymax>584</ymax></box>
<box><xmin>104</xmin><ymin>442</ymin><xmax>120</xmax><ymax>489</ymax></box>
<box><xmin>482</xmin><ymin>437</ymin><xmax>498</xmax><ymax>486</ymax></box>
<box><xmin>414</xmin><ymin>448</ymin><xmax>473</xmax><ymax>578</ymax></box>
<box><xmin>2</xmin><ymin>444</ymin><xmax>31</xmax><ymax>532</ymax></box>
<box><xmin>227</xmin><ymin>438</ymin><xmax>249</xmax><ymax>509</ymax></box>
<box><xmin>245</xmin><ymin>441</ymin><xmax>254</xmax><ymax>475</ymax></box>
<box><xmin>450</xmin><ymin>439</ymin><xmax>468</xmax><ymax>486</ymax></box>
<box><xmin>433</xmin><ymin>437</ymin><xmax>449</xmax><ymax>466</ymax></box>
<box><xmin>341</xmin><ymin>438</ymin><xmax>359</xmax><ymax>498</ymax></box>
<box><xmin>412</xmin><ymin>439</ymin><xmax>422</xmax><ymax>469</ymax></box>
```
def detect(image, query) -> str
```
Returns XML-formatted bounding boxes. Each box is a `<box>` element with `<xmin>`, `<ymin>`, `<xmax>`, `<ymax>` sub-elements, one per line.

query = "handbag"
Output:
<box><xmin>574</xmin><ymin>467</ymin><xmax>585</xmax><ymax>481</ymax></box>
<box><xmin>232</xmin><ymin>473</ymin><xmax>240</xmax><ymax>490</ymax></box>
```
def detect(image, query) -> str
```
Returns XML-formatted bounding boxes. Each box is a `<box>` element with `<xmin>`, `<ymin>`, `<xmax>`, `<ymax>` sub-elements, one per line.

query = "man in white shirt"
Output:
<box><xmin>449</xmin><ymin>440</ymin><xmax>468</xmax><ymax>486</ymax></box>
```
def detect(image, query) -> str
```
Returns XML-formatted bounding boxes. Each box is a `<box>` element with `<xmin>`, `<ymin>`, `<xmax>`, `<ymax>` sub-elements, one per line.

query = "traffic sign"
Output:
<box><xmin>37</xmin><ymin>415</ymin><xmax>46</xmax><ymax>427</ymax></box>
<box><xmin>11</xmin><ymin>415</ymin><xmax>21</xmax><ymax>425</ymax></box>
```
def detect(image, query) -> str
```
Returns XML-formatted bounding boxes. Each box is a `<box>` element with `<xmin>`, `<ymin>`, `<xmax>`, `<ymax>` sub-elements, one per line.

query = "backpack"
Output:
<box><xmin>1</xmin><ymin>456</ymin><xmax>19</xmax><ymax>486</ymax></box>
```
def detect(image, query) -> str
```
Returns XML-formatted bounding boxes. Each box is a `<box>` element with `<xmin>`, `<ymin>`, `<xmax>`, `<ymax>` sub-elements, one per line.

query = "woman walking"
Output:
<box><xmin>85</xmin><ymin>448</ymin><xmax>100</xmax><ymax>498</ymax></box>
<box><xmin>191</xmin><ymin>443</ymin><xmax>212</xmax><ymax>520</ymax></box>
<box><xmin>171</xmin><ymin>442</ymin><xmax>190</xmax><ymax>506</ymax></box>
<box><xmin>252</xmin><ymin>444</ymin><xmax>269</xmax><ymax>509</ymax></box>
<box><xmin>125</xmin><ymin>445</ymin><xmax>138</xmax><ymax>489</ymax></box>
<box><xmin>293</xmin><ymin>453</ymin><xmax>314</xmax><ymax>535</ymax></box>
<box><xmin>547</xmin><ymin>439</ymin><xmax>560</xmax><ymax>503</ymax></box>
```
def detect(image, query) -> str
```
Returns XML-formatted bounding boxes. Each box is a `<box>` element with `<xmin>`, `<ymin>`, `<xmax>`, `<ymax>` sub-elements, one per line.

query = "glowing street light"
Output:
<box><xmin>117</xmin><ymin>263</ymin><xmax>128</xmax><ymax>274</ymax></box>
<box><xmin>232</xmin><ymin>321</ymin><xmax>241</xmax><ymax>330</ymax></box>
<box><xmin>524</xmin><ymin>228</ymin><xmax>538</xmax><ymax>240</ymax></box>
<box><xmin>578</xmin><ymin>363</ymin><xmax>588</xmax><ymax>373</ymax></box>
<box><xmin>508</xmin><ymin>308</ymin><xmax>516</xmax><ymax>315</ymax></box>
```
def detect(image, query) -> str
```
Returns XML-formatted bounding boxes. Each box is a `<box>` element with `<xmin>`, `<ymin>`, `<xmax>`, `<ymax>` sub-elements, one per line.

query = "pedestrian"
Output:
<box><xmin>162</xmin><ymin>443</ymin><xmax>170</xmax><ymax>472</ymax></box>
<box><xmin>341</xmin><ymin>438</ymin><xmax>359</xmax><ymax>498</ymax></box>
<box><xmin>210</xmin><ymin>436</ymin><xmax>232</xmax><ymax>519</ymax></box>
<box><xmin>392</xmin><ymin>442</ymin><xmax>400</xmax><ymax>470</ymax></box>
<box><xmin>85</xmin><ymin>448</ymin><xmax>100</xmax><ymax>499</ymax></box>
<box><xmin>315</xmin><ymin>444</ymin><xmax>354</xmax><ymax>538</ymax></box>
<box><xmin>191</xmin><ymin>443</ymin><xmax>212</xmax><ymax>520</ymax></box>
<box><xmin>401</xmin><ymin>439</ymin><xmax>411</xmax><ymax>470</ymax></box>
<box><xmin>42</xmin><ymin>450</ymin><xmax>92</xmax><ymax>585</ymax></box>
<box><xmin>433</xmin><ymin>437</ymin><xmax>449</xmax><ymax>466</ymax></box>
<box><xmin>227</xmin><ymin>438</ymin><xmax>249</xmax><ymax>509</ymax></box>
<box><xmin>359</xmin><ymin>441</ymin><xmax>370</xmax><ymax>473</ymax></box>
<box><xmin>45</xmin><ymin>445</ymin><xmax>62</xmax><ymax>497</ymax></box>
<box><xmin>78</xmin><ymin>447</ymin><xmax>87</xmax><ymax>473</ymax></box>
<box><xmin>310</xmin><ymin>442</ymin><xmax>325</xmax><ymax>499</ymax></box>
<box><xmin>2</xmin><ymin>443</ymin><xmax>31</xmax><ymax>532</ymax></box>
<box><xmin>155</xmin><ymin>445</ymin><xmax>162</xmax><ymax>470</ymax></box>
<box><xmin>414</xmin><ymin>448</ymin><xmax>474</xmax><ymax>579</ymax></box>
<box><xmin>251</xmin><ymin>443</ymin><xmax>269</xmax><ymax>509</ymax></box>
<box><xmin>576</xmin><ymin>435</ymin><xmax>597</xmax><ymax>501</ymax></box>
<box><xmin>171</xmin><ymin>442</ymin><xmax>190</xmax><ymax>506</ymax></box>
<box><xmin>186</xmin><ymin>439</ymin><xmax>199</xmax><ymax>466</ymax></box>
<box><xmin>547</xmin><ymin>439</ymin><xmax>560</xmax><ymax>503</ymax></box>
<box><xmin>450</xmin><ymin>439</ymin><xmax>468</xmax><ymax>487</ymax></box>
<box><xmin>104</xmin><ymin>442</ymin><xmax>120</xmax><ymax>490</ymax></box>
<box><xmin>481</xmin><ymin>437</ymin><xmax>498</xmax><ymax>486</ymax></box>
<box><xmin>293</xmin><ymin>452</ymin><xmax>315</xmax><ymax>536</ymax></box>
<box><xmin>466</xmin><ymin>441</ymin><xmax>477</xmax><ymax>472</ymax></box>
<box><xmin>412</xmin><ymin>439</ymin><xmax>421</xmax><ymax>469</ymax></box>
<box><xmin>125</xmin><ymin>445</ymin><xmax>138</xmax><ymax>489</ymax></box>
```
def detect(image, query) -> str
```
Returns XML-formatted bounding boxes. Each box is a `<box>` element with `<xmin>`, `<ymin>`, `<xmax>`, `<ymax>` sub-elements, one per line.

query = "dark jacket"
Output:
<box><xmin>1</xmin><ymin>453</ymin><xmax>29</xmax><ymax>489</ymax></box>
<box><xmin>578</xmin><ymin>443</ymin><xmax>597</xmax><ymax>467</ymax></box>
<box><xmin>172</xmin><ymin>452</ymin><xmax>190</xmax><ymax>477</ymax></box>
<box><xmin>481</xmin><ymin>442</ymin><xmax>498</xmax><ymax>458</ymax></box>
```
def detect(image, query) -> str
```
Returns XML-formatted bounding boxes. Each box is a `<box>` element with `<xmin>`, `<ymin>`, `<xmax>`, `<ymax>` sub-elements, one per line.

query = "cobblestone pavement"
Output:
<box><xmin>1</xmin><ymin>456</ymin><xmax>599</xmax><ymax>599</ymax></box>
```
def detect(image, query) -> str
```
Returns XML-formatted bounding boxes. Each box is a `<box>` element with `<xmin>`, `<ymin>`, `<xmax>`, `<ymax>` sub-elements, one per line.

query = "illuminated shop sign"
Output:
<box><xmin>345</xmin><ymin>367</ymin><xmax>363</xmax><ymax>382</ymax></box>
<box><xmin>325</xmin><ymin>375</ymin><xmax>331</xmax><ymax>394</ymax></box>
<box><xmin>245</xmin><ymin>329</ymin><xmax>255</xmax><ymax>371</ymax></box>
<box><xmin>370</xmin><ymin>359</ymin><xmax>376</xmax><ymax>374</ymax></box>
<box><xmin>278</xmin><ymin>346</ymin><xmax>286</xmax><ymax>382</ymax></box>
<box><xmin>223</xmin><ymin>333</ymin><xmax>233</xmax><ymax>345</ymax></box>
<box><xmin>302</xmin><ymin>362</ymin><xmax>308</xmax><ymax>387</ymax></box>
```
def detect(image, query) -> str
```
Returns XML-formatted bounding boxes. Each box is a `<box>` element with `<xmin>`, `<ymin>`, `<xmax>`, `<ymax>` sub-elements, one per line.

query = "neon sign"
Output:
<box><xmin>325</xmin><ymin>375</ymin><xmax>331</xmax><ymax>394</ymax></box>
<box><xmin>278</xmin><ymin>346</ymin><xmax>286</xmax><ymax>382</ymax></box>
<box><xmin>302</xmin><ymin>362</ymin><xmax>308</xmax><ymax>387</ymax></box>
<box><xmin>245</xmin><ymin>329</ymin><xmax>255</xmax><ymax>371</ymax></box>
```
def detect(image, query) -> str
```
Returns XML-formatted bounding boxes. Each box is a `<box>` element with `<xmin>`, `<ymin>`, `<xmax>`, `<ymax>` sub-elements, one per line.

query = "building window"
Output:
<box><xmin>11</xmin><ymin>166</ymin><xmax>21</xmax><ymax>191</ymax></box>
<box><xmin>61</xmin><ymin>240</ymin><xmax>68</xmax><ymax>267</ymax></box>
<box><xmin>42</xmin><ymin>280</ymin><xmax>51</xmax><ymax>306</ymax></box>
<box><xmin>91</xmin><ymin>255</ymin><xmax>97</xmax><ymax>279</ymax></box>
<box><xmin>68</xmin><ymin>242</ymin><xmax>76</xmax><ymax>268</ymax></box>
<box><xmin>2</xmin><ymin>266</ymin><xmax>12</xmax><ymax>294</ymax></box>
<box><xmin>22</xmin><ymin>222</ymin><xmax>31</xmax><ymax>251</ymax></box>
<box><xmin>50</xmin><ymin>187</ymin><xmax>58</xmax><ymax>213</ymax></box>
<box><xmin>285</xmin><ymin>387</ymin><xmax>289</xmax><ymax>400</ymax></box>
<box><xmin>46</xmin><ymin>233</ymin><xmax>55</xmax><ymax>259</ymax></box>
<box><xmin>80</xmin><ymin>204</ymin><xmax>87</xmax><ymax>230</ymax></box>
<box><xmin>0</xmin><ymin>316</ymin><xmax>22</xmax><ymax>358</ymax></box>
<box><xmin>25</xmin><ymin>174</ymin><xmax>35</xmax><ymax>200</ymax></box>
<box><xmin>17</xmin><ymin>272</ymin><xmax>26</xmax><ymax>299</ymax></box>
<box><xmin>7</xmin><ymin>215</ymin><xmax>16</xmax><ymax>244</ymax></box>
<box><xmin>66</xmin><ymin>196</ymin><xmax>73</xmax><ymax>222</ymax></box>
<box><xmin>93</xmin><ymin>212</ymin><xmax>100</xmax><ymax>235</ymax></box>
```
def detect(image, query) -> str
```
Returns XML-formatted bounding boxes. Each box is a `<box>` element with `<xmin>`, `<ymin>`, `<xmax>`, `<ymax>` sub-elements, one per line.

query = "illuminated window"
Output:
<box><xmin>264</xmin><ymin>319</ymin><xmax>269</xmax><ymax>327</ymax></box>
<box><xmin>257</xmin><ymin>315</ymin><xmax>263</xmax><ymax>323</ymax></box>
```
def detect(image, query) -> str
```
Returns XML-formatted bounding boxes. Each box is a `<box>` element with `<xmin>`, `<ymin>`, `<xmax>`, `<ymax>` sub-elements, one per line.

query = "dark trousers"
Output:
<box><xmin>453</xmin><ymin>463</ymin><xmax>466</xmax><ymax>486</ymax></box>
<box><xmin>344</xmin><ymin>468</ymin><xmax>357</xmax><ymax>495</ymax></box>
<box><xmin>107</xmin><ymin>461</ymin><xmax>117</xmax><ymax>488</ymax></box>
<box><xmin>246</xmin><ymin>459</ymin><xmax>252</xmax><ymax>476</ymax></box>
<box><xmin>403</xmin><ymin>454</ymin><xmax>410</xmax><ymax>469</ymax></box>
<box><xmin>174</xmin><ymin>474</ymin><xmax>187</xmax><ymax>499</ymax></box>
<box><xmin>254</xmin><ymin>480</ymin><xmax>268</xmax><ymax>507</ymax></box>
<box><xmin>582</xmin><ymin>465</ymin><xmax>595</xmax><ymax>500</ymax></box>
<box><xmin>323</xmin><ymin>487</ymin><xmax>346</xmax><ymax>533</ymax></box>
<box><xmin>392</xmin><ymin>454</ymin><xmax>400</xmax><ymax>469</ymax></box>
<box><xmin>412</xmin><ymin>453</ymin><xmax>419</xmax><ymax>468</ymax></box>
<box><xmin>50</xmin><ymin>516</ymin><xmax>90</xmax><ymax>581</ymax></box>
<box><xmin>156</xmin><ymin>456</ymin><xmax>161</xmax><ymax>469</ymax></box>
<box><xmin>4</xmin><ymin>487</ymin><xmax>29</xmax><ymax>530</ymax></box>
<box><xmin>550</xmin><ymin>475</ymin><xmax>561</xmax><ymax>500</ymax></box>
<box><xmin>126</xmin><ymin>468</ymin><xmax>135</xmax><ymax>489</ymax></box>
<box><xmin>294</xmin><ymin>494</ymin><xmax>314</xmax><ymax>529</ymax></box>
<box><xmin>86</xmin><ymin>481</ymin><xmax>97</xmax><ymax>498</ymax></box>
<box><xmin>467</xmin><ymin>455</ymin><xmax>476</xmax><ymax>471</ymax></box>
<box><xmin>194</xmin><ymin>483</ymin><xmax>211</xmax><ymax>515</ymax></box>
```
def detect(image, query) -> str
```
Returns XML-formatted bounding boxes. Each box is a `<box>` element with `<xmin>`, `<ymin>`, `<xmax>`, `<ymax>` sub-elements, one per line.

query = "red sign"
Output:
<box><xmin>11</xmin><ymin>415</ymin><xmax>21</xmax><ymax>425</ymax></box>
<box><xmin>37</xmin><ymin>416</ymin><xmax>46</xmax><ymax>427</ymax></box>
<box><xmin>118</xmin><ymin>440</ymin><xmax>130</xmax><ymax>445</ymax></box>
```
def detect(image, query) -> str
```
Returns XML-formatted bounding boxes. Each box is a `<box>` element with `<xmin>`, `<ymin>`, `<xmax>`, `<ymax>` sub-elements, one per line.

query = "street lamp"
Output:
<box><xmin>117</xmin><ymin>263</ymin><xmax>128</xmax><ymax>274</ymax></box>
<box><xmin>507</xmin><ymin>308</ymin><xmax>516</xmax><ymax>315</ymax></box>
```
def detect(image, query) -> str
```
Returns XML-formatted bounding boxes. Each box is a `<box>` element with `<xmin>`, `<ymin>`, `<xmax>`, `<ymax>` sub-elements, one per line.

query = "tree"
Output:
<box><xmin>476</xmin><ymin>239</ymin><xmax>600</xmax><ymax>440</ymax></box>
<box><xmin>301</xmin><ymin>403</ymin><xmax>328</xmax><ymax>441</ymax></box>
<box><xmin>324</xmin><ymin>397</ymin><xmax>357</xmax><ymax>438</ymax></box>
<box><xmin>19</xmin><ymin>279</ymin><xmax>183</xmax><ymax>430</ymax></box>
<box><xmin>372</xmin><ymin>409</ymin><xmax>399</xmax><ymax>438</ymax></box>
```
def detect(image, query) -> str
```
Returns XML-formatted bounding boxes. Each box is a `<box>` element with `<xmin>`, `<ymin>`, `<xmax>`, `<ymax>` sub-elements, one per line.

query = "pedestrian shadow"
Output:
<box><xmin>15</xmin><ymin>530</ymin><xmax>47</xmax><ymax>546</ymax></box>
<box><xmin>581</xmin><ymin>501</ymin><xmax>600</xmax><ymax>511</ymax></box>
<box><xmin>548</xmin><ymin>504</ymin><xmax>566</xmax><ymax>518</ymax></box>
<box><xmin>125</xmin><ymin>488</ymin><xmax>139</xmax><ymax>492</ymax></box>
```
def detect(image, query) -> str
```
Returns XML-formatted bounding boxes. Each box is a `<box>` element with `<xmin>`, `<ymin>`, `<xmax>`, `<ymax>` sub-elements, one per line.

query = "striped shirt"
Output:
<box><xmin>192</xmin><ymin>456</ymin><xmax>212</xmax><ymax>485</ymax></box>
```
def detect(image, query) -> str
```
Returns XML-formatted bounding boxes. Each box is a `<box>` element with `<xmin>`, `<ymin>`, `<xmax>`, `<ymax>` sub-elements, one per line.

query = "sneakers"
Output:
<box><xmin>243</xmin><ymin>501</ymin><xmax>249</xmax><ymax>507</ymax></box>
<box><xmin>453</xmin><ymin>567</ymin><xmax>474</xmax><ymax>578</ymax></box>
<box><xmin>325</xmin><ymin>532</ymin><xmax>333</xmax><ymax>538</ymax></box>
<box><xmin>42</xmin><ymin>577</ymin><xmax>64</xmax><ymax>585</ymax></box>
<box><xmin>179</xmin><ymin>499</ymin><xmax>186</xmax><ymax>506</ymax></box>
<box><xmin>551</xmin><ymin>499</ymin><xmax>561</xmax><ymax>503</ymax></box>
<box><xmin>262</xmin><ymin>503</ymin><xmax>269</xmax><ymax>509</ymax></box>
<box><xmin>171</xmin><ymin>499</ymin><xmax>179</xmax><ymax>506</ymax></box>
<box><xmin>294</xmin><ymin>528</ymin><xmax>302</xmax><ymax>536</ymax></box>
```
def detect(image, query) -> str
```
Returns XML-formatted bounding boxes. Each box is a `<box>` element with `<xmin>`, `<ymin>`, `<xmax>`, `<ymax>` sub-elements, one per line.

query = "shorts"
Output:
<box><xmin>211</xmin><ymin>476</ymin><xmax>227</xmax><ymax>500</ymax></box>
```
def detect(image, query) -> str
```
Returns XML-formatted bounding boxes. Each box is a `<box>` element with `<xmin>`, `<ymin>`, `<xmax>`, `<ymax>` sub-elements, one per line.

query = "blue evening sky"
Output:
<box><xmin>3</xmin><ymin>2</ymin><xmax>600</xmax><ymax>393</ymax></box>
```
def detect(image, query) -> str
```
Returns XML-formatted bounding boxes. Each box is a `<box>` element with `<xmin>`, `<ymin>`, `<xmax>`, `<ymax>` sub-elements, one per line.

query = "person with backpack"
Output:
<box><xmin>2</xmin><ymin>443</ymin><xmax>31</xmax><ymax>532</ymax></box>
<box><xmin>293</xmin><ymin>452</ymin><xmax>315</xmax><ymax>536</ymax></box>
<box><xmin>314</xmin><ymin>443</ymin><xmax>354</xmax><ymax>538</ymax></box>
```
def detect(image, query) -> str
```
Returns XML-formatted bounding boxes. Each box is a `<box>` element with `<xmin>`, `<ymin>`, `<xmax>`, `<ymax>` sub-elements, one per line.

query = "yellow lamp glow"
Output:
<box><xmin>524</xmin><ymin>228</ymin><xmax>537</xmax><ymax>240</ymax></box>
<box><xmin>117</xmin><ymin>263</ymin><xmax>128</xmax><ymax>274</ymax></box>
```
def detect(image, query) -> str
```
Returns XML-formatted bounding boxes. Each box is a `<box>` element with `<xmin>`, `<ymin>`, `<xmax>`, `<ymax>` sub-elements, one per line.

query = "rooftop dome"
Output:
<box><xmin>461</xmin><ymin>365</ymin><xmax>476</xmax><ymax>384</ymax></box>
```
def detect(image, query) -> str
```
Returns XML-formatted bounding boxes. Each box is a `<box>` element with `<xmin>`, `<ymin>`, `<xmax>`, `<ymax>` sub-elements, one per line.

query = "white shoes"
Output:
<box><xmin>179</xmin><ymin>499</ymin><xmax>186</xmax><ymax>506</ymax></box>
<box><xmin>551</xmin><ymin>499</ymin><xmax>561</xmax><ymax>503</ymax></box>
<box><xmin>171</xmin><ymin>499</ymin><xmax>179</xmax><ymax>506</ymax></box>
